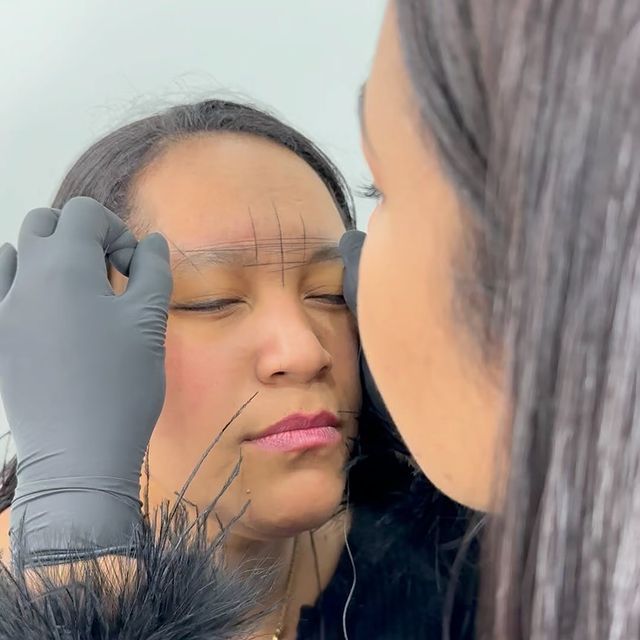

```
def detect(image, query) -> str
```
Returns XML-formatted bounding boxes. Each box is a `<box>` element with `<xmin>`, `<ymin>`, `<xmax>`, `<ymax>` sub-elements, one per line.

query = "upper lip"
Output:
<box><xmin>250</xmin><ymin>411</ymin><xmax>339</xmax><ymax>440</ymax></box>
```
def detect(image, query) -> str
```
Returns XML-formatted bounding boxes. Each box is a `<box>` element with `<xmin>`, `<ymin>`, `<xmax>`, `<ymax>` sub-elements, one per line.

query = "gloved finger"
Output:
<box><xmin>54</xmin><ymin>197</ymin><xmax>137</xmax><ymax>277</ymax></box>
<box><xmin>107</xmin><ymin>245</ymin><xmax>136</xmax><ymax>277</ymax></box>
<box><xmin>123</xmin><ymin>233</ymin><xmax>173</xmax><ymax>309</ymax></box>
<box><xmin>17</xmin><ymin>208</ymin><xmax>60</xmax><ymax>253</ymax></box>
<box><xmin>338</xmin><ymin>230</ymin><xmax>366</xmax><ymax>316</ymax></box>
<box><xmin>0</xmin><ymin>243</ymin><xmax>18</xmax><ymax>302</ymax></box>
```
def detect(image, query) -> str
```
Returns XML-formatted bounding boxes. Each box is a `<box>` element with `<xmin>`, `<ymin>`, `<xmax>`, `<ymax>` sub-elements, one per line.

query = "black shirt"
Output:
<box><xmin>296</xmin><ymin>493</ymin><xmax>478</xmax><ymax>639</ymax></box>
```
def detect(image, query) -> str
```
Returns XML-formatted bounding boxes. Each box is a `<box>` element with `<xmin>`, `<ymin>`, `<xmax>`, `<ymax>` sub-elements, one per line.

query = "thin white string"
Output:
<box><xmin>342</xmin><ymin>488</ymin><xmax>357</xmax><ymax>640</ymax></box>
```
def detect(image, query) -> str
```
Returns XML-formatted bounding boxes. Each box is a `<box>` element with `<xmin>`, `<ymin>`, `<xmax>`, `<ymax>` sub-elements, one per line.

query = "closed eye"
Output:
<box><xmin>171</xmin><ymin>298</ymin><xmax>243</xmax><ymax>314</ymax></box>
<box><xmin>306</xmin><ymin>293</ymin><xmax>346</xmax><ymax>306</ymax></box>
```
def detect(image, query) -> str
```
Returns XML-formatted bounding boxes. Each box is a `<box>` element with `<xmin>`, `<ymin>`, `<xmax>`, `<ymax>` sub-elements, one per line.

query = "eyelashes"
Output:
<box><xmin>357</xmin><ymin>182</ymin><xmax>383</xmax><ymax>202</ymax></box>
<box><xmin>172</xmin><ymin>293</ymin><xmax>346</xmax><ymax>315</ymax></box>
<box><xmin>306</xmin><ymin>293</ymin><xmax>346</xmax><ymax>306</ymax></box>
<box><xmin>171</xmin><ymin>298</ymin><xmax>242</xmax><ymax>314</ymax></box>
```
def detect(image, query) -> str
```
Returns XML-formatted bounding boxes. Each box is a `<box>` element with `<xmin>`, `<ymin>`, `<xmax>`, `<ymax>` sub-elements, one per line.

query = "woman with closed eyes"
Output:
<box><xmin>0</xmin><ymin>98</ymin><xmax>475</xmax><ymax>639</ymax></box>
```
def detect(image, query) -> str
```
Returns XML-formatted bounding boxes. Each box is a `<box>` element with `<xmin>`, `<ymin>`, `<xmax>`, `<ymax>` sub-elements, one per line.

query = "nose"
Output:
<box><xmin>255</xmin><ymin>301</ymin><xmax>332</xmax><ymax>386</ymax></box>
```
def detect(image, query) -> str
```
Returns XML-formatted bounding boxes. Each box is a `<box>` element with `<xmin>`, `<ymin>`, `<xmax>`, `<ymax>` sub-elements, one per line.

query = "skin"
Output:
<box><xmin>358</xmin><ymin>1</ymin><xmax>505</xmax><ymax>511</ymax></box>
<box><xmin>1</xmin><ymin>133</ymin><xmax>361</xmax><ymax>637</ymax></box>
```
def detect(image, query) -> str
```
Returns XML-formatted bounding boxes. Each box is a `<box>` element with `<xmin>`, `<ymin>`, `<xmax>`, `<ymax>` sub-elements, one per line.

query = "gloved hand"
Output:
<box><xmin>0</xmin><ymin>197</ymin><xmax>172</xmax><ymax>564</ymax></box>
<box><xmin>339</xmin><ymin>230</ymin><xmax>392</xmax><ymax>425</ymax></box>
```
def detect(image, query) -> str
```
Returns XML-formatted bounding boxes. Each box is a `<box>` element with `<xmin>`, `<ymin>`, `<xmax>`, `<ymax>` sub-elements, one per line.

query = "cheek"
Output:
<box><xmin>359</xmin><ymin>205</ymin><xmax>425</xmax><ymax>413</ymax></box>
<box><xmin>157</xmin><ymin>322</ymin><xmax>240</xmax><ymax>437</ymax></box>
<box><xmin>166</xmin><ymin>334</ymin><xmax>211</xmax><ymax>399</ymax></box>
<box><xmin>359</xmin><ymin>202</ymin><xmax>505</xmax><ymax>510</ymax></box>
<box><xmin>359</xmin><ymin>200</ymin><xmax>448</xmax><ymax>456</ymax></box>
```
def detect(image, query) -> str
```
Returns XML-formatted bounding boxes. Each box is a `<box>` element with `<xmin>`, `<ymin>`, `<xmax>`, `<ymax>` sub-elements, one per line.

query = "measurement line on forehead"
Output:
<box><xmin>248</xmin><ymin>206</ymin><xmax>259</xmax><ymax>264</ymax></box>
<box><xmin>174</xmin><ymin>236</ymin><xmax>337</xmax><ymax>247</ymax></box>
<box><xmin>300</xmin><ymin>213</ymin><xmax>307</xmax><ymax>264</ymax></box>
<box><xmin>172</xmin><ymin>237</ymin><xmax>341</xmax><ymax>268</ymax></box>
<box><xmin>272</xmin><ymin>201</ymin><xmax>285</xmax><ymax>288</ymax></box>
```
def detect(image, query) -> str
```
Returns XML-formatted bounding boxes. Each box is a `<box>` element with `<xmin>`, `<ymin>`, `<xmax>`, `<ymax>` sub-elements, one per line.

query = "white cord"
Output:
<box><xmin>342</xmin><ymin>491</ymin><xmax>357</xmax><ymax>640</ymax></box>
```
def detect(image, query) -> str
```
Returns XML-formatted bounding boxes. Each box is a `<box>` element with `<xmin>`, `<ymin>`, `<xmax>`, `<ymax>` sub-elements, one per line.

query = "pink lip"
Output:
<box><xmin>247</xmin><ymin>411</ymin><xmax>341</xmax><ymax>452</ymax></box>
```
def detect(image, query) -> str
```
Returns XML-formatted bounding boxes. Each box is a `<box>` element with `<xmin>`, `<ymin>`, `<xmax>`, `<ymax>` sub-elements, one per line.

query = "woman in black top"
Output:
<box><xmin>339</xmin><ymin>1</ymin><xmax>640</xmax><ymax>637</ymax></box>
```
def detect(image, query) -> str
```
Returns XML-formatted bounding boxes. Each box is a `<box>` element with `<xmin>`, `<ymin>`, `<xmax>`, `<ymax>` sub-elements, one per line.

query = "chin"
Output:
<box><xmin>244</xmin><ymin>467</ymin><xmax>346</xmax><ymax>538</ymax></box>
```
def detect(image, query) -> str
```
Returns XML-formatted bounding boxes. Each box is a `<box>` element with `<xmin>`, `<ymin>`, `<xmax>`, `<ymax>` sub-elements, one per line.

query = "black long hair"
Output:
<box><xmin>397</xmin><ymin>1</ymin><xmax>640</xmax><ymax>637</ymax></box>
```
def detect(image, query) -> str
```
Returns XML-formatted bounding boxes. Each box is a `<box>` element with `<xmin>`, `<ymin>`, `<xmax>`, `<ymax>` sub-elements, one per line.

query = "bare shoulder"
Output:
<box><xmin>0</xmin><ymin>508</ymin><xmax>10</xmax><ymax>561</ymax></box>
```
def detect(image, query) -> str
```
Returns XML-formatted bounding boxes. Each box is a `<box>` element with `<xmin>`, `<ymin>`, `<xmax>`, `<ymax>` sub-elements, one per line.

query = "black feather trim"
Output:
<box><xmin>0</xmin><ymin>503</ymin><xmax>271</xmax><ymax>640</ymax></box>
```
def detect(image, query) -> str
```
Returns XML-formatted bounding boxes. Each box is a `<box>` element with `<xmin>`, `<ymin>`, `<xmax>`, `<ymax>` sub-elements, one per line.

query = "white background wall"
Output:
<box><xmin>0</xmin><ymin>0</ymin><xmax>385</xmax><ymax>449</ymax></box>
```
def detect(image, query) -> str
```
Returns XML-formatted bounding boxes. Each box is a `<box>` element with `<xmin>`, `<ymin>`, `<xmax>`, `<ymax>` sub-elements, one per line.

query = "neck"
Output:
<box><xmin>220</xmin><ymin>514</ymin><xmax>350</xmax><ymax>640</ymax></box>
<box><xmin>262</xmin><ymin>513</ymin><xmax>350</xmax><ymax>640</ymax></box>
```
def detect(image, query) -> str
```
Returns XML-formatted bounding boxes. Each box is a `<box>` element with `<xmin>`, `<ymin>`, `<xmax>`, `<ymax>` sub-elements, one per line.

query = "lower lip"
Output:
<box><xmin>249</xmin><ymin>426</ymin><xmax>342</xmax><ymax>452</ymax></box>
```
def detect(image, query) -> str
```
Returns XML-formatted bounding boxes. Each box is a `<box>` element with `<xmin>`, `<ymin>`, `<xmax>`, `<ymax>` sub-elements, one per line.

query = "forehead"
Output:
<box><xmin>130</xmin><ymin>133</ymin><xmax>346</xmax><ymax>248</ymax></box>
<box><xmin>366</xmin><ymin>4</ymin><xmax>415</xmax><ymax>159</ymax></box>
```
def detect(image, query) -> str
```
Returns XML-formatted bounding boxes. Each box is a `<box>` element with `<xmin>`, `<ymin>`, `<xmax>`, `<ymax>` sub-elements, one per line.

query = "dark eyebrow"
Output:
<box><xmin>171</xmin><ymin>240</ymin><xmax>342</xmax><ymax>271</ymax></box>
<box><xmin>306</xmin><ymin>243</ymin><xmax>342</xmax><ymax>265</ymax></box>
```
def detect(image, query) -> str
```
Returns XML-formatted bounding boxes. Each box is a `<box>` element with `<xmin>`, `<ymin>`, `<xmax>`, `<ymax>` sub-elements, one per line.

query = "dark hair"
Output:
<box><xmin>397</xmin><ymin>1</ymin><xmax>640</xmax><ymax>637</ymax></box>
<box><xmin>0</xmin><ymin>98</ymin><xmax>357</xmax><ymax>513</ymax></box>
